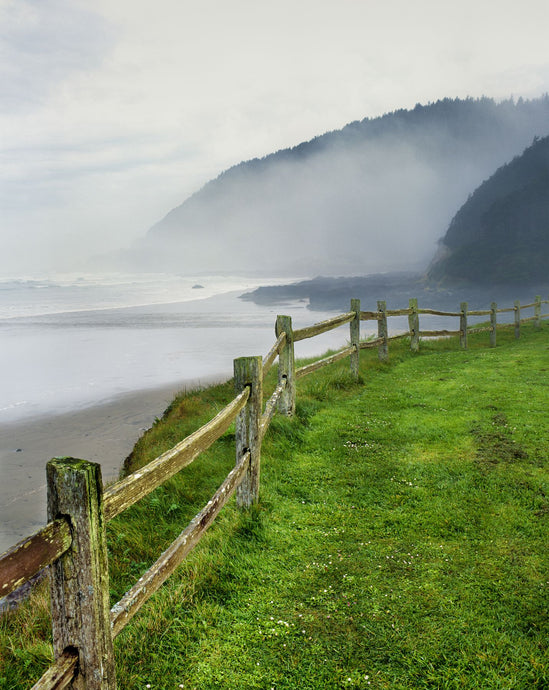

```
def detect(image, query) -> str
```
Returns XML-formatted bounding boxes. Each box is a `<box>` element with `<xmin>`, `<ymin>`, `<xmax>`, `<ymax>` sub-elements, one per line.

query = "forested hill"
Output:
<box><xmin>135</xmin><ymin>96</ymin><xmax>549</xmax><ymax>276</ymax></box>
<box><xmin>428</xmin><ymin>135</ymin><xmax>549</xmax><ymax>284</ymax></box>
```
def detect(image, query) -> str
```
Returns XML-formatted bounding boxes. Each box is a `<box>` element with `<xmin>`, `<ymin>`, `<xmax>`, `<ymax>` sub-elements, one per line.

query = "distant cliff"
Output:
<box><xmin>428</xmin><ymin>135</ymin><xmax>549</xmax><ymax>284</ymax></box>
<box><xmin>133</xmin><ymin>96</ymin><xmax>549</xmax><ymax>276</ymax></box>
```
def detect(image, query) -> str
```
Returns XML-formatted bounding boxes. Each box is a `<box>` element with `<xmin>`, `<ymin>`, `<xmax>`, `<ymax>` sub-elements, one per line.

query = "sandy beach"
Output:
<box><xmin>0</xmin><ymin>375</ymin><xmax>226</xmax><ymax>555</ymax></box>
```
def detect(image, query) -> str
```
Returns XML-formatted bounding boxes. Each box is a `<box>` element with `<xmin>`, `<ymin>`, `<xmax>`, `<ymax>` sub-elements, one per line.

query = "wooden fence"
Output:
<box><xmin>1</xmin><ymin>294</ymin><xmax>547</xmax><ymax>688</ymax></box>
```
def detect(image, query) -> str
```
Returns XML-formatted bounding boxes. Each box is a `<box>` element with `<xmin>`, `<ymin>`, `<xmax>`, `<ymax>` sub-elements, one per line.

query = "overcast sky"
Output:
<box><xmin>1</xmin><ymin>0</ymin><xmax>549</xmax><ymax>275</ymax></box>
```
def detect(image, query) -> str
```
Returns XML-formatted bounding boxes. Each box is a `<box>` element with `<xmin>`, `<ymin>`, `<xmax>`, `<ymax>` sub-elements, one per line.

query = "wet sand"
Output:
<box><xmin>0</xmin><ymin>375</ymin><xmax>226</xmax><ymax>555</ymax></box>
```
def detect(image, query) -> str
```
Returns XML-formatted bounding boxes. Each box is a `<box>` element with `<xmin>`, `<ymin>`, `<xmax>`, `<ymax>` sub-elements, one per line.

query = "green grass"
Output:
<box><xmin>1</xmin><ymin>324</ymin><xmax>548</xmax><ymax>689</ymax></box>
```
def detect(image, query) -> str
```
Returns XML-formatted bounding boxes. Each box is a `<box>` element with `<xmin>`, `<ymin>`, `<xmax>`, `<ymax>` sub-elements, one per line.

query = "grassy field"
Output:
<box><xmin>1</xmin><ymin>323</ymin><xmax>548</xmax><ymax>689</ymax></box>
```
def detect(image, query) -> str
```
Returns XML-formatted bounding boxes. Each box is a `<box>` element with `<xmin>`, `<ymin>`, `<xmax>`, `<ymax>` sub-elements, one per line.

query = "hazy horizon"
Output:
<box><xmin>2</xmin><ymin>0</ymin><xmax>549</xmax><ymax>276</ymax></box>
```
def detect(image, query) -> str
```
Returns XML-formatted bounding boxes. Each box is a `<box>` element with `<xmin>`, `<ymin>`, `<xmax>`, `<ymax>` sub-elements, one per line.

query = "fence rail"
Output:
<box><xmin>0</xmin><ymin>292</ymin><xmax>547</xmax><ymax>688</ymax></box>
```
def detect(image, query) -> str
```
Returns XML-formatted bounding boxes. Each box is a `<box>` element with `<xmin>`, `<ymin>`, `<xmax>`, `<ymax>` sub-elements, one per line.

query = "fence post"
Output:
<box><xmin>490</xmin><ymin>302</ymin><xmax>497</xmax><ymax>347</ymax></box>
<box><xmin>276</xmin><ymin>315</ymin><xmax>295</xmax><ymax>415</ymax></box>
<box><xmin>234</xmin><ymin>356</ymin><xmax>263</xmax><ymax>508</ymax></box>
<box><xmin>377</xmin><ymin>300</ymin><xmax>388</xmax><ymax>362</ymax></box>
<box><xmin>408</xmin><ymin>298</ymin><xmax>419</xmax><ymax>352</ymax></box>
<box><xmin>350</xmin><ymin>298</ymin><xmax>361</xmax><ymax>379</ymax></box>
<box><xmin>460</xmin><ymin>302</ymin><xmax>468</xmax><ymax>350</ymax></box>
<box><xmin>534</xmin><ymin>295</ymin><xmax>541</xmax><ymax>329</ymax></box>
<box><xmin>47</xmin><ymin>458</ymin><xmax>116</xmax><ymax>689</ymax></box>
<box><xmin>514</xmin><ymin>300</ymin><xmax>521</xmax><ymax>339</ymax></box>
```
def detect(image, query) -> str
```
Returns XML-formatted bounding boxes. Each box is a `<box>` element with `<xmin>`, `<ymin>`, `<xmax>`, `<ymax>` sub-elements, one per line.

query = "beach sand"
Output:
<box><xmin>0</xmin><ymin>375</ymin><xmax>227</xmax><ymax>555</ymax></box>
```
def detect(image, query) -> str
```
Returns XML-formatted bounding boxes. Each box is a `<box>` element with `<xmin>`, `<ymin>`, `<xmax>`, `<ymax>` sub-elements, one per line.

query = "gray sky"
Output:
<box><xmin>1</xmin><ymin>0</ymin><xmax>549</xmax><ymax>275</ymax></box>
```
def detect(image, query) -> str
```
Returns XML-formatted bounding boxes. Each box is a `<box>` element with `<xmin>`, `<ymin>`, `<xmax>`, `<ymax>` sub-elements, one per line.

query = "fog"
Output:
<box><xmin>2</xmin><ymin>1</ymin><xmax>549</xmax><ymax>279</ymax></box>
<box><xmin>132</xmin><ymin>98</ymin><xmax>549</xmax><ymax>278</ymax></box>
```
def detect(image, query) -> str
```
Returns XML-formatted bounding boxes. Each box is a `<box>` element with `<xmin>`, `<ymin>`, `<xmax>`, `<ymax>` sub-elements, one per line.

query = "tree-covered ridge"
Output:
<box><xmin>136</xmin><ymin>96</ymin><xmax>549</xmax><ymax>277</ymax></box>
<box><xmin>428</xmin><ymin>135</ymin><xmax>549</xmax><ymax>284</ymax></box>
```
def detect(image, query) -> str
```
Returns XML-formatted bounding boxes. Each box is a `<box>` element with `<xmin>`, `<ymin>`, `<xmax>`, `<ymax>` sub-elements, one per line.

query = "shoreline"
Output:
<box><xmin>0</xmin><ymin>374</ymin><xmax>227</xmax><ymax>556</ymax></box>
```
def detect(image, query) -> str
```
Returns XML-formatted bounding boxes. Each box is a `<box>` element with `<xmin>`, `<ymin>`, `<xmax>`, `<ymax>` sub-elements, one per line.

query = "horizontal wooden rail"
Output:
<box><xmin>497</xmin><ymin>307</ymin><xmax>516</xmax><ymax>313</ymax></box>
<box><xmin>31</xmin><ymin>648</ymin><xmax>79</xmax><ymax>690</ymax></box>
<box><xmin>0</xmin><ymin>518</ymin><xmax>72</xmax><ymax>598</ymax></box>
<box><xmin>521</xmin><ymin>315</ymin><xmax>538</xmax><ymax>323</ymax></box>
<box><xmin>467</xmin><ymin>309</ymin><xmax>492</xmax><ymax>316</ymax></box>
<box><xmin>296</xmin><ymin>345</ymin><xmax>355</xmax><ymax>379</ymax></box>
<box><xmin>260</xmin><ymin>379</ymin><xmax>287</xmax><ymax>441</ymax></box>
<box><xmin>360</xmin><ymin>310</ymin><xmax>380</xmax><ymax>321</ymax></box>
<box><xmin>521</xmin><ymin>301</ymin><xmax>538</xmax><ymax>309</ymax></box>
<box><xmin>386</xmin><ymin>308</ymin><xmax>412</xmax><ymax>317</ymax></box>
<box><xmin>262</xmin><ymin>332</ymin><xmax>286</xmax><ymax>379</ymax></box>
<box><xmin>103</xmin><ymin>389</ymin><xmax>250</xmax><ymax>521</ymax></box>
<box><xmin>110</xmin><ymin>450</ymin><xmax>251</xmax><ymax>638</ymax></box>
<box><xmin>417</xmin><ymin>308</ymin><xmax>462</xmax><ymax>317</ymax></box>
<box><xmin>359</xmin><ymin>337</ymin><xmax>384</xmax><ymax>350</ymax></box>
<box><xmin>388</xmin><ymin>332</ymin><xmax>410</xmax><ymax>341</ymax></box>
<box><xmin>418</xmin><ymin>329</ymin><xmax>461</xmax><ymax>337</ymax></box>
<box><xmin>293</xmin><ymin>312</ymin><xmax>355</xmax><ymax>342</ymax></box>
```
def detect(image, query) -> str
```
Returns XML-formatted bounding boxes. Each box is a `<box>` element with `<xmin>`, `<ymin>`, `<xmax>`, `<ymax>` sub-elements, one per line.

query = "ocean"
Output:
<box><xmin>0</xmin><ymin>272</ymin><xmax>364</xmax><ymax>552</ymax></box>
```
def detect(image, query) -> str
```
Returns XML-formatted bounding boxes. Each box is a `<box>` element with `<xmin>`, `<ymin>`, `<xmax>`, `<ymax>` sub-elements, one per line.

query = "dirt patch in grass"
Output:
<box><xmin>472</xmin><ymin>413</ymin><xmax>529</xmax><ymax>465</ymax></box>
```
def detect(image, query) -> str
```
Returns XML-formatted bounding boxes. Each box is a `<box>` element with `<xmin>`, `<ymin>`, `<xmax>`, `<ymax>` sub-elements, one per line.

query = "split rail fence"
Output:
<box><xmin>1</xmin><ymin>294</ymin><xmax>548</xmax><ymax>688</ymax></box>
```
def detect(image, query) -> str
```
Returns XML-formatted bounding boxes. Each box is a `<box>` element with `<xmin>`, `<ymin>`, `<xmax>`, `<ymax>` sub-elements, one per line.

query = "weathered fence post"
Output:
<box><xmin>490</xmin><ymin>302</ymin><xmax>497</xmax><ymax>347</ymax></box>
<box><xmin>377</xmin><ymin>301</ymin><xmax>388</xmax><ymax>362</ymax></box>
<box><xmin>276</xmin><ymin>315</ymin><xmax>295</xmax><ymax>415</ymax></box>
<box><xmin>47</xmin><ymin>458</ymin><xmax>116</xmax><ymax>689</ymax></box>
<box><xmin>408</xmin><ymin>298</ymin><xmax>419</xmax><ymax>352</ymax></box>
<box><xmin>460</xmin><ymin>302</ymin><xmax>468</xmax><ymax>350</ymax></box>
<box><xmin>514</xmin><ymin>300</ymin><xmax>521</xmax><ymax>339</ymax></box>
<box><xmin>350</xmin><ymin>298</ymin><xmax>361</xmax><ymax>379</ymax></box>
<box><xmin>534</xmin><ymin>295</ymin><xmax>541</xmax><ymax>329</ymax></box>
<box><xmin>234</xmin><ymin>356</ymin><xmax>263</xmax><ymax>509</ymax></box>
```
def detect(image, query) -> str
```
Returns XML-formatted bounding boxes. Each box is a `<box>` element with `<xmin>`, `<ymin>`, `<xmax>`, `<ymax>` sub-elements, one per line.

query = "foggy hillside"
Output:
<box><xmin>428</xmin><ymin>135</ymin><xmax>549</xmax><ymax>284</ymax></box>
<box><xmin>132</xmin><ymin>96</ymin><xmax>549</xmax><ymax>276</ymax></box>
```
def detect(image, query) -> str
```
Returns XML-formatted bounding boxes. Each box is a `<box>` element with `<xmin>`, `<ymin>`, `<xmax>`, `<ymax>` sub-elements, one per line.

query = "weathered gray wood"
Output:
<box><xmin>47</xmin><ymin>458</ymin><xmax>116</xmax><ymax>689</ymax></box>
<box><xmin>359</xmin><ymin>337</ymin><xmax>384</xmax><ymax>350</ymax></box>
<box><xmin>466</xmin><ymin>309</ymin><xmax>492</xmax><ymax>316</ymax></box>
<box><xmin>408</xmin><ymin>298</ymin><xmax>419</xmax><ymax>352</ymax></box>
<box><xmin>234</xmin><ymin>357</ymin><xmax>262</xmax><ymax>508</ymax></box>
<box><xmin>262</xmin><ymin>332</ymin><xmax>286</xmax><ymax>379</ymax></box>
<box><xmin>103</xmin><ymin>390</ymin><xmax>249</xmax><ymax>521</ymax></box>
<box><xmin>296</xmin><ymin>346</ymin><xmax>355</xmax><ymax>379</ymax></box>
<box><xmin>514</xmin><ymin>300</ymin><xmax>521</xmax><ymax>339</ymax></box>
<box><xmin>276</xmin><ymin>315</ymin><xmax>295</xmax><ymax>415</ymax></box>
<box><xmin>0</xmin><ymin>518</ymin><xmax>72</xmax><ymax>598</ymax></box>
<box><xmin>520</xmin><ymin>301</ymin><xmax>538</xmax><ymax>309</ymax></box>
<box><xmin>259</xmin><ymin>379</ymin><xmax>287</xmax><ymax>441</ymax></box>
<box><xmin>497</xmin><ymin>307</ymin><xmax>516</xmax><ymax>313</ymax></box>
<box><xmin>386</xmin><ymin>308</ymin><xmax>412</xmax><ymax>317</ymax></box>
<box><xmin>350</xmin><ymin>299</ymin><xmax>360</xmax><ymax>379</ymax></box>
<box><xmin>388</xmin><ymin>333</ymin><xmax>410</xmax><ymax>341</ymax></box>
<box><xmin>377</xmin><ymin>301</ymin><xmax>388</xmax><ymax>362</ymax></box>
<box><xmin>418</xmin><ymin>330</ymin><xmax>461</xmax><ymax>338</ymax></box>
<box><xmin>360</xmin><ymin>311</ymin><xmax>380</xmax><ymax>321</ymax></box>
<box><xmin>417</xmin><ymin>308</ymin><xmax>462</xmax><ymax>317</ymax></box>
<box><xmin>31</xmin><ymin>649</ymin><xmax>79</xmax><ymax>690</ymax></box>
<box><xmin>490</xmin><ymin>302</ymin><xmax>497</xmax><ymax>347</ymax></box>
<box><xmin>110</xmin><ymin>451</ymin><xmax>250</xmax><ymax>638</ymax></box>
<box><xmin>460</xmin><ymin>302</ymin><xmax>468</xmax><ymax>349</ymax></box>
<box><xmin>534</xmin><ymin>295</ymin><xmax>541</xmax><ymax>328</ymax></box>
<box><xmin>293</xmin><ymin>312</ymin><xmax>355</xmax><ymax>342</ymax></box>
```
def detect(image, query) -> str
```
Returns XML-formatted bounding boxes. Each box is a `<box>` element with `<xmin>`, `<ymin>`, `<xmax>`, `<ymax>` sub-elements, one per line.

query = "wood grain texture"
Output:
<box><xmin>0</xmin><ymin>518</ymin><xmax>71</xmax><ymax>598</ymax></box>
<box><xmin>293</xmin><ymin>312</ymin><xmax>354</xmax><ymax>342</ymax></box>
<box><xmin>31</xmin><ymin>648</ymin><xmax>78</xmax><ymax>690</ymax></box>
<box><xmin>47</xmin><ymin>459</ymin><xmax>116</xmax><ymax>689</ymax></box>
<box><xmin>103</xmin><ymin>389</ymin><xmax>249</xmax><ymax>521</ymax></box>
<box><xmin>110</xmin><ymin>451</ymin><xmax>250</xmax><ymax>638</ymax></box>
<box><xmin>295</xmin><ymin>346</ymin><xmax>355</xmax><ymax>379</ymax></box>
